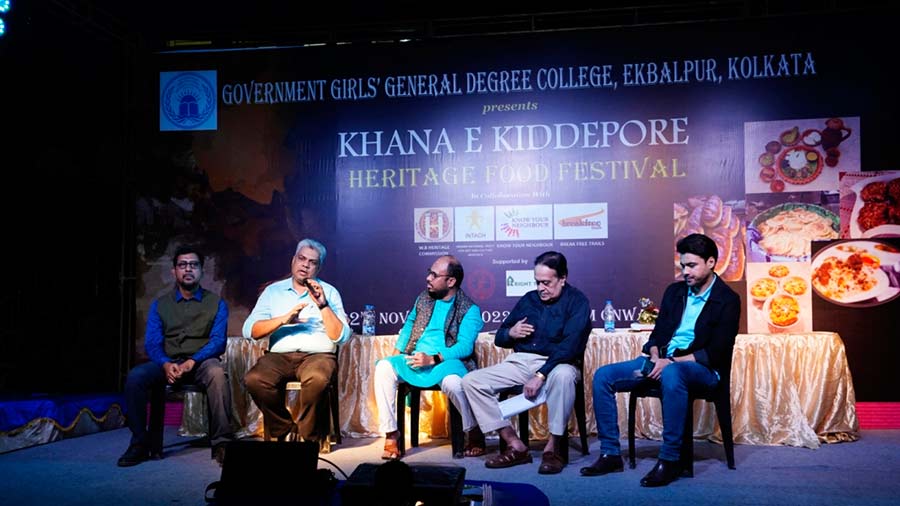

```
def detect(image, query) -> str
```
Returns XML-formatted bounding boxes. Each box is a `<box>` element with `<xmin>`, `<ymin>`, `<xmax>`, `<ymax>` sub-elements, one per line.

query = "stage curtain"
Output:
<box><xmin>218</xmin><ymin>330</ymin><xmax>858</xmax><ymax>448</ymax></box>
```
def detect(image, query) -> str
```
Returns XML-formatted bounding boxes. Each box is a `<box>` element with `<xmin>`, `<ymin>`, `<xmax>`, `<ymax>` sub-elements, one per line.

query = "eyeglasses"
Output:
<box><xmin>175</xmin><ymin>261</ymin><xmax>201</xmax><ymax>270</ymax></box>
<box><xmin>425</xmin><ymin>269</ymin><xmax>451</xmax><ymax>279</ymax></box>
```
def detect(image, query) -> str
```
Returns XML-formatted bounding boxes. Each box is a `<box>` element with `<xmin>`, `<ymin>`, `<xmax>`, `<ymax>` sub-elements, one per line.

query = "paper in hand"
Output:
<box><xmin>498</xmin><ymin>389</ymin><xmax>548</xmax><ymax>419</ymax></box>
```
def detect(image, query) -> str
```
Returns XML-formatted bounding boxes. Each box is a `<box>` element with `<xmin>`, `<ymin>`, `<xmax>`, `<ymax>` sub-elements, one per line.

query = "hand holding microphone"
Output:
<box><xmin>303</xmin><ymin>278</ymin><xmax>328</xmax><ymax>310</ymax></box>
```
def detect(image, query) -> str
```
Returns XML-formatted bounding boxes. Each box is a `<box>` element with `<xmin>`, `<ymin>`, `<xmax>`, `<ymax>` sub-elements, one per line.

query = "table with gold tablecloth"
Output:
<box><xmin>207</xmin><ymin>330</ymin><xmax>857</xmax><ymax>448</ymax></box>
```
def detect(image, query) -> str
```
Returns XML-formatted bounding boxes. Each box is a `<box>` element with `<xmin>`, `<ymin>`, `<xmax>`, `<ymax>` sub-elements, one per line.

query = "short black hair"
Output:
<box><xmin>676</xmin><ymin>233</ymin><xmax>718</xmax><ymax>264</ymax></box>
<box><xmin>445</xmin><ymin>255</ymin><xmax>464</xmax><ymax>285</ymax></box>
<box><xmin>534</xmin><ymin>251</ymin><xmax>568</xmax><ymax>277</ymax></box>
<box><xmin>172</xmin><ymin>245</ymin><xmax>204</xmax><ymax>267</ymax></box>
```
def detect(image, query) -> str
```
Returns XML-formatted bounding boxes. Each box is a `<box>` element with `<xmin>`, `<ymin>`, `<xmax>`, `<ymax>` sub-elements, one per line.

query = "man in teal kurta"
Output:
<box><xmin>374</xmin><ymin>255</ymin><xmax>484</xmax><ymax>460</ymax></box>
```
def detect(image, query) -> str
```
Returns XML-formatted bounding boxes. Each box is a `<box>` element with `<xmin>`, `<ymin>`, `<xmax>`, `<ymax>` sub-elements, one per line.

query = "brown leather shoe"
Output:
<box><xmin>538</xmin><ymin>451</ymin><xmax>566</xmax><ymax>474</ymax></box>
<box><xmin>484</xmin><ymin>447</ymin><xmax>533</xmax><ymax>469</ymax></box>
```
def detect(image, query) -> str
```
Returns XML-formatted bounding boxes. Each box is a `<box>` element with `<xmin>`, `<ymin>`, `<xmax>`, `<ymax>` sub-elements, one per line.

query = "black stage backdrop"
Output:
<box><xmin>139</xmin><ymin>12</ymin><xmax>897</xmax><ymax>399</ymax></box>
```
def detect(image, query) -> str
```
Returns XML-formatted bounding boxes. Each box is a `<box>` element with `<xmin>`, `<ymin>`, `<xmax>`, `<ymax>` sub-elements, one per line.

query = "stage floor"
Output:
<box><xmin>2</xmin><ymin>427</ymin><xmax>899</xmax><ymax>505</ymax></box>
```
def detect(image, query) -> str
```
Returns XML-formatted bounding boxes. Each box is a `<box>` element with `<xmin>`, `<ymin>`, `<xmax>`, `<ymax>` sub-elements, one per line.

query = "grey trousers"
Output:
<box><xmin>461</xmin><ymin>352</ymin><xmax>578</xmax><ymax>436</ymax></box>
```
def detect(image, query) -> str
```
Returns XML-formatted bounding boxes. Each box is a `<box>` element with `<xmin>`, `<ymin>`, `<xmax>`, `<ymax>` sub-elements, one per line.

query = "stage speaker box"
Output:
<box><xmin>341</xmin><ymin>462</ymin><xmax>465</xmax><ymax>506</ymax></box>
<box><xmin>206</xmin><ymin>440</ymin><xmax>332</xmax><ymax>505</ymax></box>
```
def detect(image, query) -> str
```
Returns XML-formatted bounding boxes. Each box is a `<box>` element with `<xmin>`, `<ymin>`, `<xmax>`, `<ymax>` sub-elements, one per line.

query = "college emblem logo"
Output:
<box><xmin>160</xmin><ymin>71</ymin><xmax>217</xmax><ymax>131</ymax></box>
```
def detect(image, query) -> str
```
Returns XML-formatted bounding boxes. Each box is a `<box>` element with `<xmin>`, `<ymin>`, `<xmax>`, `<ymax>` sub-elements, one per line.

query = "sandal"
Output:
<box><xmin>381</xmin><ymin>438</ymin><xmax>402</xmax><ymax>460</ymax></box>
<box><xmin>461</xmin><ymin>431</ymin><xmax>486</xmax><ymax>458</ymax></box>
<box><xmin>462</xmin><ymin>444</ymin><xmax>486</xmax><ymax>458</ymax></box>
<box><xmin>485</xmin><ymin>447</ymin><xmax>533</xmax><ymax>469</ymax></box>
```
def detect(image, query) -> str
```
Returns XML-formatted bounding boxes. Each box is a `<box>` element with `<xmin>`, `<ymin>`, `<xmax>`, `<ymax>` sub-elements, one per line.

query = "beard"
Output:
<box><xmin>178</xmin><ymin>279</ymin><xmax>199</xmax><ymax>292</ymax></box>
<box><xmin>428</xmin><ymin>286</ymin><xmax>450</xmax><ymax>300</ymax></box>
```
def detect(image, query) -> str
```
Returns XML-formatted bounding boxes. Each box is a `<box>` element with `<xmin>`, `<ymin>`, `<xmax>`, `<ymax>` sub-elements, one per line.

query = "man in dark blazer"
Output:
<box><xmin>580</xmin><ymin>233</ymin><xmax>740</xmax><ymax>487</ymax></box>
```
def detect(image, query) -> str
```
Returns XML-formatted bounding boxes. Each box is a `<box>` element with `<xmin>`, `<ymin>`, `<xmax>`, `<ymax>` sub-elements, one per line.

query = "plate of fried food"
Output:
<box><xmin>849</xmin><ymin>173</ymin><xmax>900</xmax><ymax>238</ymax></box>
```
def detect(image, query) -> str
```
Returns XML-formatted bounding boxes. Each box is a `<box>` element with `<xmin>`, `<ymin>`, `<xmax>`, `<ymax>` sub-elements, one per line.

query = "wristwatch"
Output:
<box><xmin>535</xmin><ymin>371</ymin><xmax>546</xmax><ymax>381</ymax></box>
<box><xmin>317</xmin><ymin>302</ymin><xmax>329</xmax><ymax>310</ymax></box>
<box><xmin>432</xmin><ymin>354</ymin><xmax>443</xmax><ymax>365</ymax></box>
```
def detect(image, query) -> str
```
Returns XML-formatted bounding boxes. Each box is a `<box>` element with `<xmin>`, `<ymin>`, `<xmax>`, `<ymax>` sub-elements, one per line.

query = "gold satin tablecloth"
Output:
<box><xmin>200</xmin><ymin>330</ymin><xmax>858</xmax><ymax>448</ymax></box>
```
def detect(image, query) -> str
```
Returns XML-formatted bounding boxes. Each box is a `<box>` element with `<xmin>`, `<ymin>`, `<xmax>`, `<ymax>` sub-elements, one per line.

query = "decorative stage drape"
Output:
<box><xmin>186</xmin><ymin>330</ymin><xmax>858</xmax><ymax>449</ymax></box>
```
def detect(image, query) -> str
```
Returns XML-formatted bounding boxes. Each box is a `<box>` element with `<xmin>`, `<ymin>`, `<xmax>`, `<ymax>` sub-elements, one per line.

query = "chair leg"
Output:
<box><xmin>329</xmin><ymin>383</ymin><xmax>342</xmax><ymax>445</ymax></box>
<box><xmin>449</xmin><ymin>403</ymin><xmax>464</xmax><ymax>458</ymax></box>
<box><xmin>575</xmin><ymin>380</ymin><xmax>590</xmax><ymax>456</ymax></box>
<box><xmin>396</xmin><ymin>384</ymin><xmax>407</xmax><ymax>456</ymax></box>
<box><xmin>410</xmin><ymin>388</ymin><xmax>421</xmax><ymax>448</ymax></box>
<box><xmin>518</xmin><ymin>411</ymin><xmax>529</xmax><ymax>448</ymax></box>
<box><xmin>627</xmin><ymin>393</ymin><xmax>637</xmax><ymax>469</ymax></box>
<box><xmin>715</xmin><ymin>397</ymin><xmax>736</xmax><ymax>470</ymax></box>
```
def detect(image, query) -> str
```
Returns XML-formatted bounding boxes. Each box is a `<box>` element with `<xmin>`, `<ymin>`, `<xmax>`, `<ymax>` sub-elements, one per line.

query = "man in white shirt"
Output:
<box><xmin>243</xmin><ymin>238</ymin><xmax>351</xmax><ymax>442</ymax></box>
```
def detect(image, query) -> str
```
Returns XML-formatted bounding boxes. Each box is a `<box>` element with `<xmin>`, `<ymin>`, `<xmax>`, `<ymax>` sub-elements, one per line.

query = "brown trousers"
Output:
<box><xmin>244</xmin><ymin>351</ymin><xmax>336</xmax><ymax>440</ymax></box>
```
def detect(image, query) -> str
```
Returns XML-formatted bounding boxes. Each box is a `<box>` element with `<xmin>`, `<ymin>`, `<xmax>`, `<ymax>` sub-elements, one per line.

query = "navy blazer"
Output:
<box><xmin>642</xmin><ymin>277</ymin><xmax>741</xmax><ymax>376</ymax></box>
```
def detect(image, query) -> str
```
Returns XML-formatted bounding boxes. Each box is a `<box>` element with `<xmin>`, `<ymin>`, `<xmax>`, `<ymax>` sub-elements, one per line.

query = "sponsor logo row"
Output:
<box><xmin>415</xmin><ymin>203</ymin><xmax>608</xmax><ymax>243</ymax></box>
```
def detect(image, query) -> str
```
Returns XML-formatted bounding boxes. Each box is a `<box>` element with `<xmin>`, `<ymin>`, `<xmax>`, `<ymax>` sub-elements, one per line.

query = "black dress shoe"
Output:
<box><xmin>640</xmin><ymin>459</ymin><xmax>681</xmax><ymax>487</ymax></box>
<box><xmin>117</xmin><ymin>443</ymin><xmax>150</xmax><ymax>467</ymax></box>
<box><xmin>580</xmin><ymin>454</ymin><xmax>624</xmax><ymax>476</ymax></box>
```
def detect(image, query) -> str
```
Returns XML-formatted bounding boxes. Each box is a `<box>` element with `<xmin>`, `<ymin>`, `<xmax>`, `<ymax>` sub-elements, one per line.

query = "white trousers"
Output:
<box><xmin>373</xmin><ymin>359</ymin><xmax>478</xmax><ymax>434</ymax></box>
<box><xmin>461</xmin><ymin>352</ymin><xmax>578</xmax><ymax>436</ymax></box>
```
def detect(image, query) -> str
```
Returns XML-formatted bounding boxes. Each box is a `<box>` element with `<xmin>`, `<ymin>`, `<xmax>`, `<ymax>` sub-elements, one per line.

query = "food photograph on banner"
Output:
<box><xmin>744</xmin><ymin>117</ymin><xmax>859</xmax><ymax>195</ymax></box>
<box><xmin>838</xmin><ymin>170</ymin><xmax>900</xmax><ymax>239</ymax></box>
<box><xmin>811</xmin><ymin>240</ymin><xmax>900</xmax><ymax>308</ymax></box>
<box><xmin>746</xmin><ymin>261</ymin><xmax>811</xmax><ymax>333</ymax></box>
<box><xmin>673</xmin><ymin>194</ymin><xmax>746</xmax><ymax>282</ymax></box>
<box><xmin>744</xmin><ymin>191</ymin><xmax>840</xmax><ymax>263</ymax></box>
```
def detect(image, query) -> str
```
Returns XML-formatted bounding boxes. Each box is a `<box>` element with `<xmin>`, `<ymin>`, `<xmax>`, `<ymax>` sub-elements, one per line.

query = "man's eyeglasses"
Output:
<box><xmin>426</xmin><ymin>270</ymin><xmax>451</xmax><ymax>279</ymax></box>
<box><xmin>175</xmin><ymin>261</ymin><xmax>201</xmax><ymax>270</ymax></box>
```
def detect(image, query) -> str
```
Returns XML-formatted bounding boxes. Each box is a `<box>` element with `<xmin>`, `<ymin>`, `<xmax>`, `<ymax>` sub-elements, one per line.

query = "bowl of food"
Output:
<box><xmin>781</xmin><ymin>276</ymin><xmax>808</xmax><ymax>296</ymax></box>
<box><xmin>750</xmin><ymin>277</ymin><xmax>779</xmax><ymax>303</ymax></box>
<box><xmin>776</xmin><ymin>145</ymin><xmax>823</xmax><ymax>185</ymax></box>
<box><xmin>768</xmin><ymin>265</ymin><xmax>790</xmax><ymax>278</ymax></box>
<box><xmin>764</xmin><ymin>293</ymin><xmax>801</xmax><ymax>332</ymax></box>
<box><xmin>801</xmin><ymin>129</ymin><xmax>822</xmax><ymax>147</ymax></box>
<box><xmin>748</xmin><ymin>203</ymin><xmax>839</xmax><ymax>261</ymax></box>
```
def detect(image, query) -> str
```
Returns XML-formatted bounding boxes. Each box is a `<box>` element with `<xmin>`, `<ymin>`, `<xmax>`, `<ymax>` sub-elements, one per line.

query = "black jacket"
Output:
<box><xmin>642</xmin><ymin>277</ymin><xmax>741</xmax><ymax>376</ymax></box>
